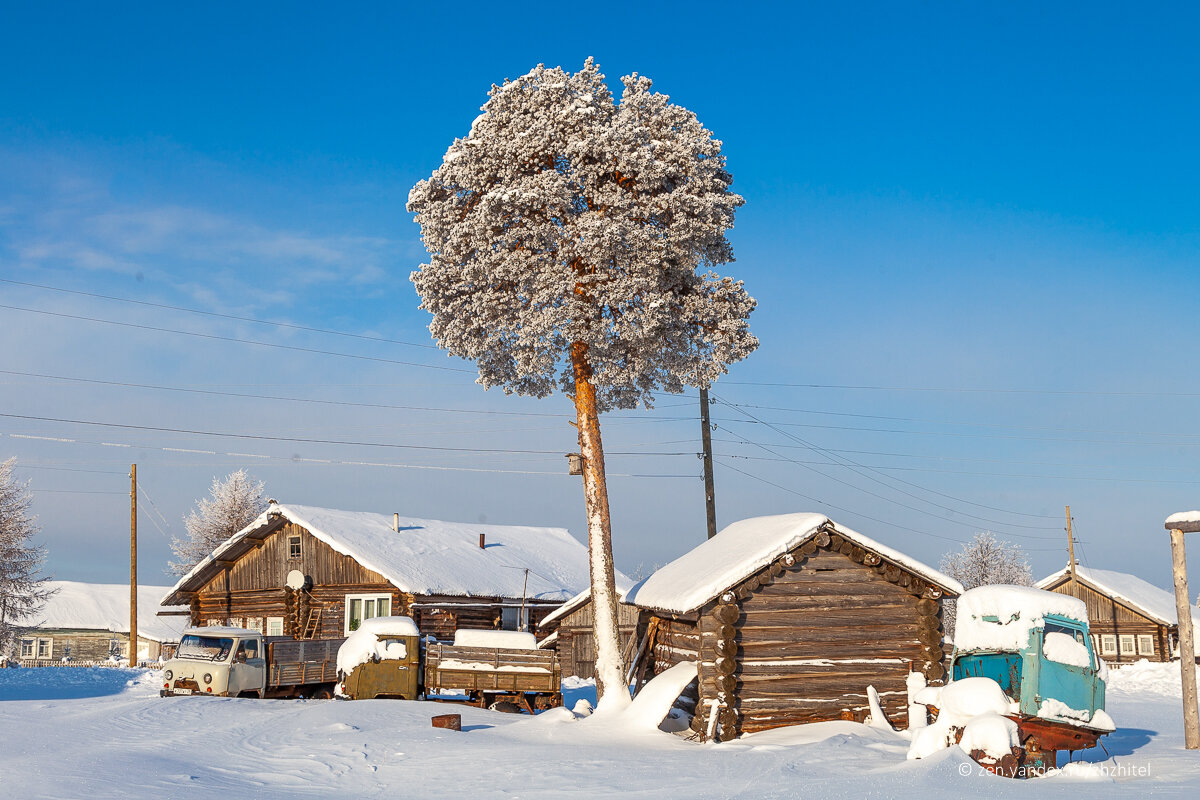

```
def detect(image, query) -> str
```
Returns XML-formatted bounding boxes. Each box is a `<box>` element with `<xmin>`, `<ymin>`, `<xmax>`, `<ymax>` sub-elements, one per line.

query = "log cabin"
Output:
<box><xmin>160</xmin><ymin>503</ymin><xmax>592</xmax><ymax>643</ymax></box>
<box><xmin>1036</xmin><ymin>564</ymin><xmax>1200</xmax><ymax>664</ymax></box>
<box><xmin>624</xmin><ymin>513</ymin><xmax>963</xmax><ymax>740</ymax></box>
<box><xmin>17</xmin><ymin>581</ymin><xmax>188</xmax><ymax>664</ymax></box>
<box><xmin>536</xmin><ymin>585</ymin><xmax>639</xmax><ymax>680</ymax></box>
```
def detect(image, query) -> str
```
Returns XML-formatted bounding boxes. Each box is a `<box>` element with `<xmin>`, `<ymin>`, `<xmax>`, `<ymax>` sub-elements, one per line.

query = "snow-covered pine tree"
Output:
<box><xmin>0</xmin><ymin>457</ymin><xmax>55</xmax><ymax>657</ymax></box>
<box><xmin>169</xmin><ymin>469</ymin><xmax>267</xmax><ymax>576</ymax></box>
<box><xmin>939</xmin><ymin>531</ymin><xmax>1033</xmax><ymax>639</ymax></box>
<box><xmin>408</xmin><ymin>60</ymin><xmax>757</xmax><ymax>705</ymax></box>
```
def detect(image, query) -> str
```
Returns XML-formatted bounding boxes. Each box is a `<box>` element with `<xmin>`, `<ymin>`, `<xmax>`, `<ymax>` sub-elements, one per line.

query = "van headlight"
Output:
<box><xmin>164</xmin><ymin>669</ymin><xmax>173</xmax><ymax>681</ymax></box>
<box><xmin>203</xmin><ymin>673</ymin><xmax>212</xmax><ymax>684</ymax></box>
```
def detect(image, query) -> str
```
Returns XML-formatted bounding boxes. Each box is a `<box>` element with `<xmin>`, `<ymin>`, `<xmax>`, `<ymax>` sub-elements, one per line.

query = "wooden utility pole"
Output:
<box><xmin>129</xmin><ymin>464</ymin><xmax>137</xmax><ymax>667</ymax></box>
<box><xmin>700</xmin><ymin>387</ymin><xmax>717</xmax><ymax>540</ymax></box>
<box><xmin>1164</xmin><ymin>513</ymin><xmax>1200</xmax><ymax>750</ymax></box>
<box><xmin>1066</xmin><ymin>505</ymin><xmax>1077</xmax><ymax>585</ymax></box>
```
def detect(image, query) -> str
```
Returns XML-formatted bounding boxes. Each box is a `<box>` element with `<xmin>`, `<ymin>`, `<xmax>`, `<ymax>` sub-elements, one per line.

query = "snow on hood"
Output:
<box><xmin>1036</xmin><ymin>565</ymin><xmax>1200</xmax><ymax>633</ymax></box>
<box><xmin>164</xmin><ymin>503</ymin><xmax>592</xmax><ymax>604</ymax></box>
<box><xmin>624</xmin><ymin>513</ymin><xmax>963</xmax><ymax>615</ymax></box>
<box><xmin>954</xmin><ymin>585</ymin><xmax>1087</xmax><ymax>652</ymax></box>
<box><xmin>35</xmin><ymin>581</ymin><xmax>189</xmax><ymax>643</ymax></box>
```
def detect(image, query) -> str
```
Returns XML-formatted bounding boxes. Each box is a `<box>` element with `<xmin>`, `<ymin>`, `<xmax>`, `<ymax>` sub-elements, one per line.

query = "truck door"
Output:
<box><xmin>229</xmin><ymin>638</ymin><xmax>266</xmax><ymax>697</ymax></box>
<box><xmin>1037</xmin><ymin>619</ymin><xmax>1100</xmax><ymax>719</ymax></box>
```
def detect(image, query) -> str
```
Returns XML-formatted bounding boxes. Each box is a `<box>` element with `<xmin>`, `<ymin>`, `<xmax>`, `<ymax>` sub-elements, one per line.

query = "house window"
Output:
<box><xmin>288</xmin><ymin>534</ymin><xmax>302</xmax><ymax>559</ymax></box>
<box><xmin>20</xmin><ymin>639</ymin><xmax>35</xmax><ymax>658</ymax></box>
<box><xmin>345</xmin><ymin>594</ymin><xmax>391</xmax><ymax>633</ymax></box>
<box><xmin>1100</xmin><ymin>635</ymin><xmax>1117</xmax><ymax>656</ymax></box>
<box><xmin>1119</xmin><ymin>634</ymin><xmax>1136</xmax><ymax>655</ymax></box>
<box><xmin>108</xmin><ymin>639</ymin><xmax>123</xmax><ymax>658</ymax></box>
<box><xmin>206</xmin><ymin>619</ymin><xmax>224</xmax><ymax>627</ymax></box>
<box><xmin>266</xmin><ymin>617</ymin><xmax>284</xmax><ymax>637</ymax></box>
<box><xmin>36</xmin><ymin>638</ymin><xmax>53</xmax><ymax>659</ymax></box>
<box><xmin>1137</xmin><ymin>634</ymin><xmax>1155</xmax><ymax>656</ymax></box>
<box><xmin>244</xmin><ymin>617</ymin><xmax>263</xmax><ymax>633</ymax></box>
<box><xmin>501</xmin><ymin>607</ymin><xmax>530</xmax><ymax>631</ymax></box>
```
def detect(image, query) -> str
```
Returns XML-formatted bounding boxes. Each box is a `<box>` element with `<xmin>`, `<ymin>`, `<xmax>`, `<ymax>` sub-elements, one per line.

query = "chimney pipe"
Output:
<box><xmin>393</xmin><ymin>513</ymin><xmax>399</xmax><ymax>533</ymax></box>
<box><xmin>479</xmin><ymin>533</ymin><xmax>486</xmax><ymax>549</ymax></box>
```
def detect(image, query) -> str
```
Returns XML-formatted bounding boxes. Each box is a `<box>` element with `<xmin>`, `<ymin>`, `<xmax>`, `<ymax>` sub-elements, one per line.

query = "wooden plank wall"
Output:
<box><xmin>555</xmin><ymin>601</ymin><xmax>639</xmax><ymax>679</ymax></box>
<box><xmin>1043</xmin><ymin>579</ymin><xmax>1171</xmax><ymax>663</ymax></box>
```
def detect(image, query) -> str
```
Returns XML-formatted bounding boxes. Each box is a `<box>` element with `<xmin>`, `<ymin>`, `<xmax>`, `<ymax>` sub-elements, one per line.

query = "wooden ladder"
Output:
<box><xmin>301</xmin><ymin>605</ymin><xmax>323</xmax><ymax>640</ymax></box>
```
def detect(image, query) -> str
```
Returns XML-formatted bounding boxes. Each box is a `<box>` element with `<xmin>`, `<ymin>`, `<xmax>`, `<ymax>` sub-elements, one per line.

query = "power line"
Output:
<box><xmin>0</xmin><ymin>412</ymin><xmax>695</xmax><ymax>457</ymax></box>
<box><xmin>0</xmin><ymin>277</ymin><xmax>440</xmax><ymax>350</ymax></box>
<box><xmin>722</xmin><ymin>380</ymin><xmax>1200</xmax><ymax>398</ymax></box>
<box><xmin>0</xmin><ymin>430</ymin><xmax>696</xmax><ymax>479</ymax></box>
<box><xmin>713</xmin><ymin>393</ymin><xmax>1061</xmax><ymax>529</ymax></box>
<box><xmin>0</xmin><ymin>303</ymin><xmax>475</xmax><ymax>374</ymax></box>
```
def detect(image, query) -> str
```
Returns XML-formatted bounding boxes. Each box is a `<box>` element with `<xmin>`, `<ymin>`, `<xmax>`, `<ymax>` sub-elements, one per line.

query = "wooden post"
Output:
<box><xmin>700</xmin><ymin>387</ymin><xmax>717</xmax><ymax>540</ymax></box>
<box><xmin>1165</xmin><ymin>515</ymin><xmax>1200</xmax><ymax>750</ymax></box>
<box><xmin>129</xmin><ymin>464</ymin><xmax>137</xmax><ymax>668</ymax></box>
<box><xmin>1066</xmin><ymin>505</ymin><xmax>1077</xmax><ymax>585</ymax></box>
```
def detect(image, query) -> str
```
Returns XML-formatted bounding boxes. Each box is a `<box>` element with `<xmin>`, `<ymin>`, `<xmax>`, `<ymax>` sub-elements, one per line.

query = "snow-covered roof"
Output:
<box><xmin>34</xmin><ymin>581</ymin><xmax>189</xmax><ymax>643</ymax></box>
<box><xmin>537</xmin><ymin>573</ymin><xmax>635</xmax><ymax>631</ymax></box>
<box><xmin>1166</xmin><ymin>510</ymin><xmax>1200</xmax><ymax>526</ymax></box>
<box><xmin>954</xmin><ymin>585</ymin><xmax>1088</xmax><ymax>652</ymax></box>
<box><xmin>164</xmin><ymin>503</ymin><xmax>592</xmax><ymax>605</ymax></box>
<box><xmin>624</xmin><ymin>513</ymin><xmax>964</xmax><ymax>615</ymax></box>
<box><xmin>1036</xmin><ymin>564</ymin><xmax>1200</xmax><ymax>628</ymax></box>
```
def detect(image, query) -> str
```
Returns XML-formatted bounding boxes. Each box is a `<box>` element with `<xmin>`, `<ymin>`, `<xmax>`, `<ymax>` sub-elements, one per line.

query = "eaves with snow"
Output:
<box><xmin>1036</xmin><ymin>564</ymin><xmax>1200</xmax><ymax>629</ymax></box>
<box><xmin>163</xmin><ymin>503</ymin><xmax>593</xmax><ymax>606</ymax></box>
<box><xmin>624</xmin><ymin>512</ymin><xmax>964</xmax><ymax>616</ymax></box>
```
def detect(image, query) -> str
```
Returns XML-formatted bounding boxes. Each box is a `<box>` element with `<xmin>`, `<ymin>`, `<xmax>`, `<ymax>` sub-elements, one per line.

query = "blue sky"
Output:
<box><xmin>2</xmin><ymin>2</ymin><xmax>1200</xmax><ymax>592</ymax></box>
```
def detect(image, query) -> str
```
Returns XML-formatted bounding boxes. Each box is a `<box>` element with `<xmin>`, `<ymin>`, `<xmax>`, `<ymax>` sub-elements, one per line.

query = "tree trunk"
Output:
<box><xmin>570</xmin><ymin>341</ymin><xmax>628</xmax><ymax>707</ymax></box>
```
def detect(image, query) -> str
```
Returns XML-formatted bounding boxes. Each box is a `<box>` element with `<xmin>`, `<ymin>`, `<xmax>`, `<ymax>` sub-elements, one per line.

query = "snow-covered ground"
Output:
<box><xmin>2</xmin><ymin>662</ymin><xmax>1200</xmax><ymax>799</ymax></box>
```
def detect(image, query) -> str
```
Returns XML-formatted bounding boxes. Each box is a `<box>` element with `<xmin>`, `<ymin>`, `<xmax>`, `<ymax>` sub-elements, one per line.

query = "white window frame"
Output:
<box><xmin>36</xmin><ymin>638</ymin><xmax>53</xmax><ymax>659</ymax></box>
<box><xmin>19</xmin><ymin>638</ymin><xmax>35</xmax><ymax>658</ymax></box>
<box><xmin>206</xmin><ymin>619</ymin><xmax>224</xmax><ymax>627</ymax></box>
<box><xmin>244</xmin><ymin>617</ymin><xmax>263</xmax><ymax>633</ymax></box>
<box><xmin>1119</xmin><ymin>634</ymin><xmax>1136</xmax><ymax>655</ymax></box>
<box><xmin>1100</xmin><ymin>634</ymin><xmax>1118</xmax><ymax>656</ymax></box>
<box><xmin>1137</xmin><ymin>634</ymin><xmax>1155</xmax><ymax>655</ymax></box>
<box><xmin>266</xmin><ymin>617</ymin><xmax>284</xmax><ymax>637</ymax></box>
<box><xmin>288</xmin><ymin>534</ymin><xmax>302</xmax><ymax>559</ymax></box>
<box><xmin>344</xmin><ymin>593</ymin><xmax>392</xmax><ymax>634</ymax></box>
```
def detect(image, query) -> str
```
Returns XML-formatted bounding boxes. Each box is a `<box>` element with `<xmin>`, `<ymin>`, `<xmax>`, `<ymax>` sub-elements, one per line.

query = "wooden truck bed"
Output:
<box><xmin>424</xmin><ymin>643</ymin><xmax>560</xmax><ymax>694</ymax></box>
<box><xmin>266</xmin><ymin>638</ymin><xmax>344</xmax><ymax>688</ymax></box>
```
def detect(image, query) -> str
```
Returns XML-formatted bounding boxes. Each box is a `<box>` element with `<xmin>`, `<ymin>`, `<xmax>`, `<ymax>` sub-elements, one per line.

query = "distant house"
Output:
<box><xmin>536</xmin><ymin>581</ymin><xmax>639</xmax><ymax>680</ymax></box>
<box><xmin>161</xmin><ymin>502</ymin><xmax>592</xmax><ymax>642</ymax></box>
<box><xmin>19</xmin><ymin>581</ymin><xmax>189</xmax><ymax>664</ymax></box>
<box><xmin>625</xmin><ymin>513</ymin><xmax>963</xmax><ymax>740</ymax></box>
<box><xmin>1036</xmin><ymin>565</ymin><xmax>1200</xmax><ymax>664</ymax></box>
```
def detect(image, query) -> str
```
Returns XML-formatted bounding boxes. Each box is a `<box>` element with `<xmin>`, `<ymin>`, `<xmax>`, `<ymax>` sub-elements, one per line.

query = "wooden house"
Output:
<box><xmin>536</xmin><ymin>586</ymin><xmax>639</xmax><ymax>680</ymax></box>
<box><xmin>624</xmin><ymin>513</ymin><xmax>963</xmax><ymax>740</ymax></box>
<box><xmin>1036</xmin><ymin>564</ymin><xmax>1200</xmax><ymax>664</ymax></box>
<box><xmin>18</xmin><ymin>581</ymin><xmax>188</xmax><ymax>664</ymax></box>
<box><xmin>161</xmin><ymin>502</ymin><xmax>592</xmax><ymax>643</ymax></box>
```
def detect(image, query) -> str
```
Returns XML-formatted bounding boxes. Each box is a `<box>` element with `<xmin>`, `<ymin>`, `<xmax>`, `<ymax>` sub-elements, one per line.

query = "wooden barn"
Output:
<box><xmin>1036</xmin><ymin>564</ymin><xmax>1200</xmax><ymax>664</ymax></box>
<box><xmin>17</xmin><ymin>581</ymin><xmax>188</xmax><ymax>664</ymax></box>
<box><xmin>161</xmin><ymin>503</ymin><xmax>592</xmax><ymax>643</ymax></box>
<box><xmin>624</xmin><ymin>513</ymin><xmax>963</xmax><ymax>740</ymax></box>
<box><xmin>536</xmin><ymin>586</ymin><xmax>639</xmax><ymax>680</ymax></box>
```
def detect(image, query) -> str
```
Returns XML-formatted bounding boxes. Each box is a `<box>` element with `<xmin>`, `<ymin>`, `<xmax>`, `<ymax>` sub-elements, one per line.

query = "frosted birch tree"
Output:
<box><xmin>408</xmin><ymin>59</ymin><xmax>756</xmax><ymax>704</ymax></box>
<box><xmin>940</xmin><ymin>531</ymin><xmax>1033</xmax><ymax>638</ymax></box>
<box><xmin>169</xmin><ymin>469</ymin><xmax>267</xmax><ymax>575</ymax></box>
<box><xmin>0</xmin><ymin>458</ymin><xmax>55</xmax><ymax>657</ymax></box>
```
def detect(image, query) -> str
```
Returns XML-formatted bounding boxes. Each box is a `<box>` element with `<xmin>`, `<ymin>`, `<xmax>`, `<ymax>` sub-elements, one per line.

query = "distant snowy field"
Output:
<box><xmin>3</xmin><ymin>663</ymin><xmax>1200</xmax><ymax>799</ymax></box>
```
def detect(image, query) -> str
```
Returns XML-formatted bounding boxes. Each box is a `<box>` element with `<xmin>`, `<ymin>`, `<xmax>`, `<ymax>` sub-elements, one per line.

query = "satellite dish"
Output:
<box><xmin>285</xmin><ymin>570</ymin><xmax>308</xmax><ymax>591</ymax></box>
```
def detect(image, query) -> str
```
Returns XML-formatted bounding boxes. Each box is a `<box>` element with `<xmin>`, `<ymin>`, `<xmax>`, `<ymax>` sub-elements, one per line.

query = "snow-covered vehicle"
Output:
<box><xmin>160</xmin><ymin>627</ymin><xmax>342</xmax><ymax>699</ymax></box>
<box><xmin>913</xmin><ymin>585</ymin><xmax>1113</xmax><ymax>775</ymax></box>
<box><xmin>335</xmin><ymin>619</ymin><xmax>562</xmax><ymax>712</ymax></box>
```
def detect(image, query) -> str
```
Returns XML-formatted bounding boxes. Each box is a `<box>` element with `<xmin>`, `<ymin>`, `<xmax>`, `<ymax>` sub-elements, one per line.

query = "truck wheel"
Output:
<box><xmin>488</xmin><ymin>700</ymin><xmax>523</xmax><ymax>714</ymax></box>
<box><xmin>312</xmin><ymin>686</ymin><xmax>334</xmax><ymax>700</ymax></box>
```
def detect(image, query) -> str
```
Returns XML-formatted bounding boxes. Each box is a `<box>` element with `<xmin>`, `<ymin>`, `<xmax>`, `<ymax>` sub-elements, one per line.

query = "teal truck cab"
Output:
<box><xmin>949</xmin><ymin>585</ymin><xmax>1113</xmax><ymax>770</ymax></box>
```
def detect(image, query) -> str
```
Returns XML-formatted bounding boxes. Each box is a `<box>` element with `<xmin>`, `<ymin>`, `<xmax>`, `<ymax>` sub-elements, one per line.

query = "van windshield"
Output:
<box><xmin>178</xmin><ymin>635</ymin><xmax>235</xmax><ymax>662</ymax></box>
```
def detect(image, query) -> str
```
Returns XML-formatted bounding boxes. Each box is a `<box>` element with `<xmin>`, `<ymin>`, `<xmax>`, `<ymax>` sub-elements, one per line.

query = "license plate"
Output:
<box><xmin>173</xmin><ymin>688</ymin><xmax>193</xmax><ymax>695</ymax></box>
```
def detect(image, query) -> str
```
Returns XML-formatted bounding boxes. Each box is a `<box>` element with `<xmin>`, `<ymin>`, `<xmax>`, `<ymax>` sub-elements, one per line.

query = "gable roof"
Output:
<box><xmin>34</xmin><ymin>581</ymin><xmax>189</xmax><ymax>643</ymax></box>
<box><xmin>163</xmin><ymin>502</ymin><xmax>592</xmax><ymax>606</ymax></box>
<box><xmin>1036</xmin><ymin>564</ymin><xmax>1200</xmax><ymax>628</ymax></box>
<box><xmin>536</xmin><ymin>573</ymin><xmax>635</xmax><ymax>631</ymax></box>
<box><xmin>624</xmin><ymin>512</ymin><xmax>964</xmax><ymax>615</ymax></box>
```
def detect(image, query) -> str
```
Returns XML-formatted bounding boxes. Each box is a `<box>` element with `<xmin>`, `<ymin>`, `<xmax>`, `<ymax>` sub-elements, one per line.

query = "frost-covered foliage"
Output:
<box><xmin>0</xmin><ymin>458</ymin><xmax>55</xmax><ymax>656</ymax></box>
<box><xmin>407</xmin><ymin>58</ymin><xmax>757</xmax><ymax>410</ymax></box>
<box><xmin>940</xmin><ymin>532</ymin><xmax>1033</xmax><ymax>639</ymax></box>
<box><xmin>169</xmin><ymin>470</ymin><xmax>267</xmax><ymax>576</ymax></box>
